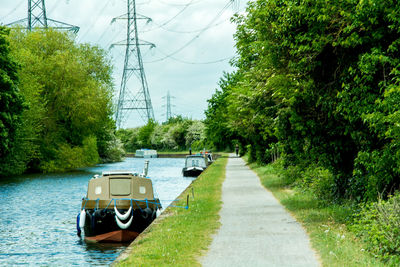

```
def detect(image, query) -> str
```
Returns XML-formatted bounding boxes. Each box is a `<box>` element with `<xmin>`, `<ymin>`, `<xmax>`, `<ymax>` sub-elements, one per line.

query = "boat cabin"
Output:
<box><xmin>184</xmin><ymin>155</ymin><xmax>207</xmax><ymax>168</ymax></box>
<box><xmin>86</xmin><ymin>171</ymin><xmax>155</xmax><ymax>201</ymax></box>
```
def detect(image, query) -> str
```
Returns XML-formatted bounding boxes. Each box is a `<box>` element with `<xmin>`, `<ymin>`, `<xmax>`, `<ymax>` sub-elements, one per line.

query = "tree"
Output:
<box><xmin>8</xmin><ymin>29</ymin><xmax>117</xmax><ymax>172</ymax></box>
<box><xmin>0</xmin><ymin>26</ymin><xmax>25</xmax><ymax>176</ymax></box>
<box><xmin>206</xmin><ymin>0</ymin><xmax>400</xmax><ymax>200</ymax></box>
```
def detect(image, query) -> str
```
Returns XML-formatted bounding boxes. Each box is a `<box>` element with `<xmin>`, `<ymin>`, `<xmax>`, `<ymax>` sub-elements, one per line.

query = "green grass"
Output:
<box><xmin>116</xmin><ymin>157</ymin><xmax>228</xmax><ymax>267</ymax></box>
<box><xmin>247</xmin><ymin>161</ymin><xmax>385</xmax><ymax>267</ymax></box>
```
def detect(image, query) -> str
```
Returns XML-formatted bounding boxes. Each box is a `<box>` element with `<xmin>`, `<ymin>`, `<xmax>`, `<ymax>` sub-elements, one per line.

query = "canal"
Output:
<box><xmin>0</xmin><ymin>157</ymin><xmax>193</xmax><ymax>266</ymax></box>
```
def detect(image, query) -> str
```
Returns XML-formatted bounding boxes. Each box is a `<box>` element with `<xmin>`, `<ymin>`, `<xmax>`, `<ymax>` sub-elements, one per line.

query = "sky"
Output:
<box><xmin>0</xmin><ymin>0</ymin><xmax>247</xmax><ymax>128</ymax></box>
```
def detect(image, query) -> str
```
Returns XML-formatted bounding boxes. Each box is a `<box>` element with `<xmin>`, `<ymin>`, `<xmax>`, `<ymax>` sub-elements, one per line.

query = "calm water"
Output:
<box><xmin>0</xmin><ymin>157</ymin><xmax>194</xmax><ymax>266</ymax></box>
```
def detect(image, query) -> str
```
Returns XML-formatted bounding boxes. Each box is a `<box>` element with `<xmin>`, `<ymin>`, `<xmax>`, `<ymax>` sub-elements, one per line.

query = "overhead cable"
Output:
<box><xmin>1</xmin><ymin>0</ymin><xmax>25</xmax><ymax>22</ymax></box>
<box><xmin>139</xmin><ymin>0</ymin><xmax>196</xmax><ymax>33</ymax></box>
<box><xmin>145</xmin><ymin>16</ymin><xmax>228</xmax><ymax>34</ymax></box>
<box><xmin>78</xmin><ymin>1</ymin><xmax>112</xmax><ymax>42</ymax></box>
<box><xmin>145</xmin><ymin>0</ymin><xmax>234</xmax><ymax>63</ymax></box>
<box><xmin>157</xmin><ymin>0</ymin><xmax>202</xmax><ymax>7</ymax></box>
<box><xmin>155</xmin><ymin>48</ymin><xmax>233</xmax><ymax>64</ymax></box>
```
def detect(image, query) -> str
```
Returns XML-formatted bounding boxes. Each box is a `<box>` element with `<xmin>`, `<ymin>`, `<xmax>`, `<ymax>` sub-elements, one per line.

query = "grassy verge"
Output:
<box><xmin>116</xmin><ymin>157</ymin><xmax>228</xmax><ymax>266</ymax></box>
<box><xmin>246</xmin><ymin>161</ymin><xmax>385</xmax><ymax>267</ymax></box>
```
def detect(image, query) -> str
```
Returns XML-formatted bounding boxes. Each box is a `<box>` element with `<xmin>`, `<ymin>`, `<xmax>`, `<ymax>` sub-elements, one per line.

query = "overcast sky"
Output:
<box><xmin>0</xmin><ymin>0</ymin><xmax>246</xmax><ymax>128</ymax></box>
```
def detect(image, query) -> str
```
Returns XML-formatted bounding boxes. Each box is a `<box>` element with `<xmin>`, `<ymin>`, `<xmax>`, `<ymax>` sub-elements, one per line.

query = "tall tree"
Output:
<box><xmin>8</xmin><ymin>29</ymin><xmax>116</xmax><ymax>172</ymax></box>
<box><xmin>0</xmin><ymin>26</ymin><xmax>25</xmax><ymax>176</ymax></box>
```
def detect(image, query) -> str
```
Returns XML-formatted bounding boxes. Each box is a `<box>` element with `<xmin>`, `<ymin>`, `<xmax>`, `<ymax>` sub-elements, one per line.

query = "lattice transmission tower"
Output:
<box><xmin>162</xmin><ymin>91</ymin><xmax>175</xmax><ymax>122</ymax></box>
<box><xmin>113</xmin><ymin>0</ymin><xmax>155</xmax><ymax>128</ymax></box>
<box><xmin>6</xmin><ymin>0</ymin><xmax>79</xmax><ymax>33</ymax></box>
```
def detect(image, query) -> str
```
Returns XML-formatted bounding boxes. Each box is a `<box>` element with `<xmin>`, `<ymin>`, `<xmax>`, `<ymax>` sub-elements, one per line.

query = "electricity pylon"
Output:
<box><xmin>112</xmin><ymin>0</ymin><xmax>155</xmax><ymax>128</ymax></box>
<box><xmin>6</xmin><ymin>0</ymin><xmax>79</xmax><ymax>33</ymax></box>
<box><xmin>162</xmin><ymin>91</ymin><xmax>175</xmax><ymax>122</ymax></box>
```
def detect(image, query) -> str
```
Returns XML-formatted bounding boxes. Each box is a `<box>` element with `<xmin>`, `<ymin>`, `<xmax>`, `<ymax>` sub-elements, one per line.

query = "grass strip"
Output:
<box><xmin>247</xmin><ymin>161</ymin><xmax>385</xmax><ymax>267</ymax></box>
<box><xmin>116</xmin><ymin>156</ymin><xmax>228</xmax><ymax>267</ymax></box>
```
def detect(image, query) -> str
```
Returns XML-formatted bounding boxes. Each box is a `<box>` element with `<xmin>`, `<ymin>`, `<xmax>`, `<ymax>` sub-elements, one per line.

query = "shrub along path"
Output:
<box><xmin>201</xmin><ymin>156</ymin><xmax>319</xmax><ymax>267</ymax></box>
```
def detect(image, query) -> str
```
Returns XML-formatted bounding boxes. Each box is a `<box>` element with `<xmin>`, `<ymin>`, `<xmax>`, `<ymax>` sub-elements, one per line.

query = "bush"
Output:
<box><xmin>352</xmin><ymin>193</ymin><xmax>400</xmax><ymax>264</ymax></box>
<box><xmin>272</xmin><ymin>159</ymin><xmax>302</xmax><ymax>186</ymax></box>
<box><xmin>102</xmin><ymin>137</ymin><xmax>125</xmax><ymax>163</ymax></box>
<box><xmin>40</xmin><ymin>136</ymin><xmax>100</xmax><ymax>172</ymax></box>
<box><xmin>303</xmin><ymin>166</ymin><xmax>337</xmax><ymax>202</ymax></box>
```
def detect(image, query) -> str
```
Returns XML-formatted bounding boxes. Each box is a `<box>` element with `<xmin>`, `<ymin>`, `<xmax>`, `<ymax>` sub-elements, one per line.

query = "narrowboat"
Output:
<box><xmin>77</xmin><ymin>162</ymin><xmax>161</xmax><ymax>243</ymax></box>
<box><xmin>135</xmin><ymin>149</ymin><xmax>157</xmax><ymax>158</ymax></box>
<box><xmin>182</xmin><ymin>155</ymin><xmax>208</xmax><ymax>177</ymax></box>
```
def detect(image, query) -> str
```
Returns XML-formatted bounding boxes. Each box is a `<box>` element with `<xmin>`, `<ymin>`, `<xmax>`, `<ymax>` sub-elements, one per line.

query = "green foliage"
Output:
<box><xmin>352</xmin><ymin>193</ymin><xmax>400</xmax><ymax>264</ymax></box>
<box><xmin>0</xmin><ymin>26</ymin><xmax>26</xmax><ymax>175</ymax></box>
<box><xmin>303</xmin><ymin>166</ymin><xmax>338</xmax><ymax>202</ymax></box>
<box><xmin>204</xmin><ymin>72</ymin><xmax>239</xmax><ymax>151</ymax></box>
<box><xmin>117</xmin><ymin>118</ymin><xmax>206</xmax><ymax>152</ymax></box>
<box><xmin>0</xmin><ymin>28</ymin><xmax>118</xmax><ymax>175</ymax></box>
<box><xmin>205</xmin><ymin>0</ymin><xmax>400</xmax><ymax>201</ymax></box>
<box><xmin>138</xmin><ymin>119</ymin><xmax>157</xmax><ymax>148</ymax></box>
<box><xmin>40</xmin><ymin>136</ymin><xmax>100</xmax><ymax>173</ymax></box>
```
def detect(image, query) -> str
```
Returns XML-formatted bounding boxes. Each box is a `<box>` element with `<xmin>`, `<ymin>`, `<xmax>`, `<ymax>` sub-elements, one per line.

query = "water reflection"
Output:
<box><xmin>0</xmin><ymin>157</ymin><xmax>193</xmax><ymax>266</ymax></box>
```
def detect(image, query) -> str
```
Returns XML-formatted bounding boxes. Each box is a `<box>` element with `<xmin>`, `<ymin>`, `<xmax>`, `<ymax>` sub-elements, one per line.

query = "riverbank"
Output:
<box><xmin>246</xmin><ymin>160</ymin><xmax>385</xmax><ymax>266</ymax></box>
<box><xmin>113</xmin><ymin>156</ymin><xmax>228</xmax><ymax>266</ymax></box>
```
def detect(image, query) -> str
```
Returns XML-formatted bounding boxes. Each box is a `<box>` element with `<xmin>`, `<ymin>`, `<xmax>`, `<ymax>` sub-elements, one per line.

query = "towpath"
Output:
<box><xmin>201</xmin><ymin>155</ymin><xmax>320</xmax><ymax>267</ymax></box>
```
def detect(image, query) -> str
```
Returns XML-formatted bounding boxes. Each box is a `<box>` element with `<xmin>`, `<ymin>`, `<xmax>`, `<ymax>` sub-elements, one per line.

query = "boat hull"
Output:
<box><xmin>82</xmin><ymin>207</ymin><xmax>157</xmax><ymax>242</ymax></box>
<box><xmin>182</xmin><ymin>167</ymin><xmax>204</xmax><ymax>177</ymax></box>
<box><xmin>84</xmin><ymin>230</ymin><xmax>140</xmax><ymax>243</ymax></box>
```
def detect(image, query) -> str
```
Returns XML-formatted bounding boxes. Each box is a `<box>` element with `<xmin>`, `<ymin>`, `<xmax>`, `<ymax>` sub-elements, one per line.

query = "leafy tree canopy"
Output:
<box><xmin>205</xmin><ymin>0</ymin><xmax>400</xmax><ymax>201</ymax></box>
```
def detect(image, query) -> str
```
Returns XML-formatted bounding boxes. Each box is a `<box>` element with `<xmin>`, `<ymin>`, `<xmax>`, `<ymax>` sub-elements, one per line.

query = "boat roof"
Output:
<box><xmin>101</xmin><ymin>170</ymin><xmax>139</xmax><ymax>176</ymax></box>
<box><xmin>186</xmin><ymin>155</ymin><xmax>205</xmax><ymax>158</ymax></box>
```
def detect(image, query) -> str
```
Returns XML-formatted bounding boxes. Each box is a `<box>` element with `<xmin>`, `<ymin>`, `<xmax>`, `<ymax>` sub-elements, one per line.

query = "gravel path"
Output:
<box><xmin>201</xmin><ymin>156</ymin><xmax>320</xmax><ymax>267</ymax></box>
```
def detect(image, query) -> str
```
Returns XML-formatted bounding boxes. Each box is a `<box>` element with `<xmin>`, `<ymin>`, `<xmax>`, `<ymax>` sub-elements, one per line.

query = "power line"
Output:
<box><xmin>139</xmin><ymin>0</ymin><xmax>196</xmax><ymax>33</ymax></box>
<box><xmin>153</xmin><ymin>49</ymin><xmax>233</xmax><ymax>64</ymax></box>
<box><xmin>157</xmin><ymin>0</ymin><xmax>202</xmax><ymax>7</ymax></box>
<box><xmin>1</xmin><ymin>0</ymin><xmax>25</xmax><ymax>22</ymax></box>
<box><xmin>143</xmin><ymin>0</ymin><xmax>234</xmax><ymax>63</ymax></box>
<box><xmin>146</xmin><ymin>17</ymin><xmax>228</xmax><ymax>34</ymax></box>
<box><xmin>77</xmin><ymin>1</ymin><xmax>112</xmax><ymax>42</ymax></box>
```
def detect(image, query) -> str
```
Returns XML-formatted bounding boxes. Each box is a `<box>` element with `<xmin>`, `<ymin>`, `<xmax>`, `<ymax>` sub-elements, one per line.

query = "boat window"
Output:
<box><xmin>95</xmin><ymin>186</ymin><xmax>102</xmax><ymax>195</ymax></box>
<box><xmin>110</xmin><ymin>178</ymin><xmax>131</xmax><ymax>196</ymax></box>
<box><xmin>139</xmin><ymin>186</ymin><xmax>146</xmax><ymax>194</ymax></box>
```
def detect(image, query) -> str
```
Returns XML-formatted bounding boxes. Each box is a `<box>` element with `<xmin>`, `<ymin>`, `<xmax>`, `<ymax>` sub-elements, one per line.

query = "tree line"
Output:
<box><xmin>0</xmin><ymin>27</ymin><xmax>124</xmax><ymax>176</ymax></box>
<box><xmin>204</xmin><ymin>0</ymin><xmax>400</xmax><ymax>202</ymax></box>
<box><xmin>116</xmin><ymin>116</ymin><xmax>206</xmax><ymax>153</ymax></box>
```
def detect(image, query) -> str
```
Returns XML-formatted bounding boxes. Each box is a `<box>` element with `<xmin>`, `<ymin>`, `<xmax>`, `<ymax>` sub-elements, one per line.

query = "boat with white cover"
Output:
<box><xmin>135</xmin><ymin>149</ymin><xmax>157</xmax><ymax>158</ymax></box>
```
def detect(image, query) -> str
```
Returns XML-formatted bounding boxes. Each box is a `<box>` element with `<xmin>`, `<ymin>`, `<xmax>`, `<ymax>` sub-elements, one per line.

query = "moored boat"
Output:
<box><xmin>77</xmin><ymin>163</ymin><xmax>162</xmax><ymax>243</ymax></box>
<box><xmin>135</xmin><ymin>149</ymin><xmax>157</xmax><ymax>158</ymax></box>
<box><xmin>182</xmin><ymin>155</ymin><xmax>207</xmax><ymax>177</ymax></box>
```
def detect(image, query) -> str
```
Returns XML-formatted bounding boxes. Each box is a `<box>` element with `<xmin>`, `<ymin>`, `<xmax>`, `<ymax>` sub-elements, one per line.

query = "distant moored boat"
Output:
<box><xmin>182</xmin><ymin>155</ymin><xmax>208</xmax><ymax>177</ymax></box>
<box><xmin>135</xmin><ymin>149</ymin><xmax>158</xmax><ymax>158</ymax></box>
